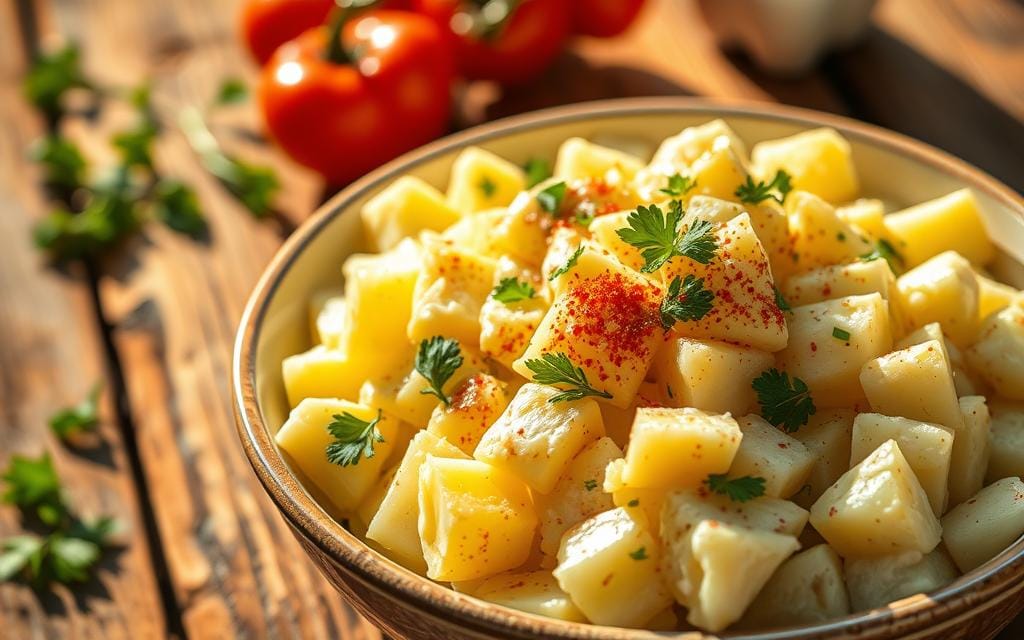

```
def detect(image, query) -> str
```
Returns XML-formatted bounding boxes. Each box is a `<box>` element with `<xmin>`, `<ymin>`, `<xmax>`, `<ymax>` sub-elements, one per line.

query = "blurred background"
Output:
<box><xmin>0</xmin><ymin>0</ymin><xmax>1022</xmax><ymax>638</ymax></box>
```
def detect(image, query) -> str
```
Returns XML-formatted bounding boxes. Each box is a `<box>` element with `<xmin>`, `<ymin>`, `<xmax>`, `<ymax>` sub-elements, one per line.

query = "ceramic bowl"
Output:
<box><xmin>233</xmin><ymin>98</ymin><xmax>1024</xmax><ymax>640</ymax></box>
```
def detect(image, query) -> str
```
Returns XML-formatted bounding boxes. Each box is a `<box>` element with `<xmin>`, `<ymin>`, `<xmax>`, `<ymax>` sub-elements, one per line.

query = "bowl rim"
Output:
<box><xmin>233</xmin><ymin>96</ymin><xmax>1024</xmax><ymax>639</ymax></box>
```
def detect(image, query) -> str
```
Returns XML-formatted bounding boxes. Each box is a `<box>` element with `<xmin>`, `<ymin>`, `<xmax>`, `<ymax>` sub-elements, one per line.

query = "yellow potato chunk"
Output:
<box><xmin>987</xmin><ymin>402</ymin><xmax>1024</xmax><ymax>483</ymax></box>
<box><xmin>966</xmin><ymin>300</ymin><xmax>1024</xmax><ymax>400</ymax></box>
<box><xmin>941</xmin><ymin>477</ymin><xmax>1024</xmax><ymax>572</ymax></box>
<box><xmin>282</xmin><ymin>345</ymin><xmax>364</xmax><ymax>407</ymax></box>
<box><xmin>739</xmin><ymin>544</ymin><xmax>850</xmax><ymax>629</ymax></box>
<box><xmin>474</xmin><ymin>383</ymin><xmax>605</xmax><ymax>494</ymax></box>
<box><xmin>790</xmin><ymin>409</ymin><xmax>855</xmax><ymax>509</ymax></box>
<box><xmin>361</xmin><ymin>176</ymin><xmax>462</xmax><ymax>252</ymax></box>
<box><xmin>354</xmin><ymin>464</ymin><xmax>398</xmax><ymax>537</ymax></box>
<box><xmin>426</xmin><ymin>374</ymin><xmax>510</xmax><ymax>455</ymax></box>
<box><xmin>621</xmin><ymin>407</ymin><xmax>742</xmax><ymax>490</ymax></box>
<box><xmin>781</xmin><ymin>259</ymin><xmax>907</xmax><ymax>335</ymax></box>
<box><xmin>366</xmin><ymin>431</ymin><xmax>469</xmax><ymax>573</ymax></box>
<box><xmin>751</xmin><ymin>127</ymin><xmax>859</xmax><ymax>204</ymax></box>
<box><xmin>275</xmin><ymin>399</ymin><xmax>397</xmax><ymax>513</ymax></box>
<box><xmin>948</xmin><ymin>396</ymin><xmax>991</xmax><ymax>508</ymax></box>
<box><xmin>418</xmin><ymin>456</ymin><xmax>537</xmax><ymax>581</ymax></box>
<box><xmin>648</xmin><ymin>119</ymin><xmax>749</xmax><ymax>172</ymax></box>
<box><xmin>652</xmin><ymin>337</ymin><xmax>773</xmax><ymax>416</ymax></box>
<box><xmin>446</xmin><ymin>147</ymin><xmax>526</xmax><ymax>214</ymax></box>
<box><xmin>837</xmin><ymin>198</ymin><xmax>887</xmax><ymax>239</ymax></box>
<box><xmin>860</xmin><ymin>340</ymin><xmax>963</xmax><ymax>431</ymax></box>
<box><xmin>785</xmin><ymin>191</ymin><xmax>874</xmax><ymax>271</ymax></box>
<box><xmin>729</xmin><ymin>415</ymin><xmax>816</xmax><ymax>499</ymax></box>
<box><xmin>810</xmin><ymin>439</ymin><xmax>942</xmax><ymax>558</ymax></box>
<box><xmin>977</xmin><ymin>273</ymin><xmax>1019</xmax><ymax>320</ymax></box>
<box><xmin>844</xmin><ymin>548</ymin><xmax>958</xmax><ymax>612</ymax></box>
<box><xmin>603</xmin><ymin>457</ymin><xmax>666</xmax><ymax>527</ymax></box>
<box><xmin>685</xmin><ymin>195</ymin><xmax>792</xmax><ymax>281</ymax></box>
<box><xmin>897</xmin><ymin>251</ymin><xmax>980</xmax><ymax>347</ymax></box>
<box><xmin>474</xmin><ymin>570</ymin><xmax>586</xmax><ymax>622</ymax></box>
<box><xmin>776</xmin><ymin>294</ymin><xmax>894</xmax><ymax>408</ymax></box>
<box><xmin>850</xmin><ymin>413</ymin><xmax>954</xmax><ymax>516</ymax></box>
<box><xmin>554</xmin><ymin>137</ymin><xmax>645</xmax><ymax>183</ymax></box>
<box><xmin>598</xmin><ymin>381</ymin><xmax>664</xmax><ymax>450</ymax></box>
<box><xmin>478</xmin><ymin>261</ymin><xmax>548</xmax><ymax>370</ymax></box>
<box><xmin>308</xmin><ymin>289</ymin><xmax>345</xmax><ymax>348</ymax></box>
<box><xmin>687</xmin><ymin>142</ymin><xmax>749</xmax><ymax>201</ymax></box>
<box><xmin>553</xmin><ymin>508</ymin><xmax>673</xmax><ymax>628</ymax></box>
<box><xmin>884</xmin><ymin>189</ymin><xmax>994</xmax><ymax>267</ymax></box>
<box><xmin>587</xmin><ymin>211</ymin><xmax>646</xmax><ymax>273</ymax></box>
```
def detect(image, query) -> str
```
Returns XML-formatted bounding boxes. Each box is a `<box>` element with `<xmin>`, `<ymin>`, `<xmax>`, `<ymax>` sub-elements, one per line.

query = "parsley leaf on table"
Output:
<box><xmin>152</xmin><ymin>180</ymin><xmax>207</xmax><ymax>239</ymax></box>
<box><xmin>660</xmin><ymin>275</ymin><xmax>714</xmax><ymax>329</ymax></box>
<box><xmin>213</xmin><ymin>77</ymin><xmax>248</xmax><ymax>106</ymax></box>
<box><xmin>705</xmin><ymin>474</ymin><xmax>766</xmax><ymax>502</ymax></box>
<box><xmin>1</xmin><ymin>454</ymin><xmax>66</xmax><ymax>527</ymax></box>
<box><xmin>523</xmin><ymin>352</ymin><xmax>613</xmax><ymax>403</ymax></box>
<box><xmin>415</xmin><ymin>337</ymin><xmax>463</xmax><ymax>406</ymax></box>
<box><xmin>49</xmin><ymin>383</ymin><xmax>103</xmax><ymax>440</ymax></box>
<box><xmin>325</xmin><ymin>410</ymin><xmax>385</xmax><ymax>467</ymax></box>
<box><xmin>752</xmin><ymin>368</ymin><xmax>816</xmax><ymax>433</ymax></box>
<box><xmin>22</xmin><ymin>44</ymin><xmax>92</xmax><ymax>119</ymax></box>
<box><xmin>30</xmin><ymin>136</ymin><xmax>87</xmax><ymax>192</ymax></box>
<box><xmin>735</xmin><ymin>170</ymin><xmax>793</xmax><ymax>205</ymax></box>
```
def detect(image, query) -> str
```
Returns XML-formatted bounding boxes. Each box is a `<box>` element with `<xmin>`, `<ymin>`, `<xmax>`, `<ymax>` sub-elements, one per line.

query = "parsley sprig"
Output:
<box><xmin>660</xmin><ymin>275</ymin><xmax>714</xmax><ymax>329</ymax></box>
<box><xmin>524</xmin><ymin>158</ymin><xmax>552</xmax><ymax>188</ymax></box>
<box><xmin>49</xmin><ymin>383</ymin><xmax>103</xmax><ymax>441</ymax></box>
<box><xmin>735</xmin><ymin>170</ymin><xmax>793</xmax><ymax>205</ymax></box>
<box><xmin>415</xmin><ymin>337</ymin><xmax>463</xmax><ymax>406</ymax></box>
<box><xmin>616</xmin><ymin>201</ymin><xmax>717</xmax><ymax>272</ymax></box>
<box><xmin>705</xmin><ymin>474</ymin><xmax>766</xmax><ymax>502</ymax></box>
<box><xmin>548</xmin><ymin>246</ymin><xmax>584</xmax><ymax>281</ymax></box>
<box><xmin>2</xmin><ymin>454</ymin><xmax>66</xmax><ymax>527</ymax></box>
<box><xmin>537</xmin><ymin>181</ymin><xmax>567</xmax><ymax>213</ymax></box>
<box><xmin>325</xmin><ymin>410</ymin><xmax>385</xmax><ymax>467</ymax></box>
<box><xmin>523</xmin><ymin>352</ymin><xmax>613</xmax><ymax>403</ymax></box>
<box><xmin>860</xmin><ymin>238</ymin><xmax>905</xmax><ymax>274</ymax></box>
<box><xmin>774</xmin><ymin>286</ymin><xmax>791</xmax><ymax>312</ymax></box>
<box><xmin>659</xmin><ymin>173</ymin><xmax>696</xmax><ymax>197</ymax></box>
<box><xmin>491</xmin><ymin>277</ymin><xmax>536</xmax><ymax>304</ymax></box>
<box><xmin>752</xmin><ymin>368</ymin><xmax>816</xmax><ymax>433</ymax></box>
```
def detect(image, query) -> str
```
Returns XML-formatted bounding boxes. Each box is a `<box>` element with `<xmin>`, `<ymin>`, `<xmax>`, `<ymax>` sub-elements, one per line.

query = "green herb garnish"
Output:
<box><xmin>832</xmin><ymin>327</ymin><xmax>851</xmax><ymax>342</ymax></box>
<box><xmin>548</xmin><ymin>246</ymin><xmax>584</xmax><ymax>281</ymax></box>
<box><xmin>415</xmin><ymin>337</ymin><xmax>463</xmax><ymax>406</ymax></box>
<box><xmin>616</xmin><ymin>201</ymin><xmax>717</xmax><ymax>272</ymax></box>
<box><xmin>735</xmin><ymin>170</ymin><xmax>792</xmax><ymax>205</ymax></box>
<box><xmin>49</xmin><ymin>383</ymin><xmax>102</xmax><ymax>441</ymax></box>
<box><xmin>537</xmin><ymin>181</ymin><xmax>567</xmax><ymax>213</ymax></box>
<box><xmin>491</xmin><ymin>277</ymin><xmax>536</xmax><ymax>304</ymax></box>
<box><xmin>752</xmin><ymin>368</ymin><xmax>816</xmax><ymax>433</ymax></box>
<box><xmin>774</xmin><ymin>286</ymin><xmax>791</xmax><ymax>312</ymax></box>
<box><xmin>659</xmin><ymin>173</ymin><xmax>696</xmax><ymax>197</ymax></box>
<box><xmin>629</xmin><ymin>547</ymin><xmax>648</xmax><ymax>560</ymax></box>
<box><xmin>523</xmin><ymin>352</ymin><xmax>613</xmax><ymax>403</ymax></box>
<box><xmin>213</xmin><ymin>77</ymin><xmax>248</xmax><ymax>106</ymax></box>
<box><xmin>660</xmin><ymin>275</ymin><xmax>714</xmax><ymax>329</ymax></box>
<box><xmin>583</xmin><ymin>479</ymin><xmax>598</xmax><ymax>491</ymax></box>
<box><xmin>326</xmin><ymin>410</ymin><xmax>385</xmax><ymax>467</ymax></box>
<box><xmin>524</xmin><ymin>158</ymin><xmax>552</xmax><ymax>188</ymax></box>
<box><xmin>705</xmin><ymin>474</ymin><xmax>766</xmax><ymax>502</ymax></box>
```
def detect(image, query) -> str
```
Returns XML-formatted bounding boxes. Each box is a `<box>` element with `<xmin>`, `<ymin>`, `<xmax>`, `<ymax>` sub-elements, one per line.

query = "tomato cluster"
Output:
<box><xmin>241</xmin><ymin>0</ymin><xmax>646</xmax><ymax>186</ymax></box>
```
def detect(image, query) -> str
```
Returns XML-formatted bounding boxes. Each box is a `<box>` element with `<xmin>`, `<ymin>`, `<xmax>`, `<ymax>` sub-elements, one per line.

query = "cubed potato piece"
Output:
<box><xmin>751</xmin><ymin>128</ymin><xmax>859</xmax><ymax>204</ymax></box>
<box><xmin>308</xmin><ymin>289</ymin><xmax>346</xmax><ymax>348</ymax></box>
<box><xmin>897</xmin><ymin>251</ymin><xmax>980</xmax><ymax>347</ymax></box>
<box><xmin>662</xmin><ymin>213</ymin><xmax>789</xmax><ymax>352</ymax></box>
<box><xmin>474</xmin><ymin>570</ymin><xmax>586</xmax><ymax>622</ymax></box>
<box><xmin>554</xmin><ymin>137</ymin><xmax>645</xmax><ymax>183</ymax></box>
<box><xmin>977</xmin><ymin>273</ymin><xmax>1019</xmax><ymax>320</ymax></box>
<box><xmin>837</xmin><ymin>198</ymin><xmax>887</xmax><ymax>239</ymax></box>
<box><xmin>948</xmin><ymin>396</ymin><xmax>991</xmax><ymax>508</ymax></box>
<box><xmin>621</xmin><ymin>407</ymin><xmax>742</xmax><ymax>490</ymax></box>
<box><xmin>860</xmin><ymin>340</ymin><xmax>964</xmax><ymax>431</ymax></box>
<box><xmin>418</xmin><ymin>456</ymin><xmax>537</xmax><ymax>581</ymax></box>
<box><xmin>440</xmin><ymin>208</ymin><xmax>510</xmax><ymax>261</ymax></box>
<box><xmin>966</xmin><ymin>301</ymin><xmax>1024</xmax><ymax>400</ymax></box>
<box><xmin>537</xmin><ymin>437</ymin><xmax>621</xmax><ymax>556</ymax></box>
<box><xmin>478</xmin><ymin>261</ymin><xmax>548</xmax><ymax>371</ymax></box>
<box><xmin>729</xmin><ymin>415</ymin><xmax>816</xmax><ymax>499</ymax></box>
<box><xmin>791</xmin><ymin>409</ymin><xmax>855</xmax><ymax>509</ymax></box>
<box><xmin>604</xmin><ymin>458</ymin><xmax>666</xmax><ymax>527</ymax></box>
<box><xmin>895</xmin><ymin>322</ymin><xmax>965</xmax><ymax>368</ymax></box>
<box><xmin>683</xmin><ymin>520</ymin><xmax>800</xmax><ymax>632</ymax></box>
<box><xmin>687</xmin><ymin>143</ymin><xmax>749</xmax><ymax>201</ymax></box>
<box><xmin>553</xmin><ymin>508</ymin><xmax>673</xmax><ymax>628</ymax></box>
<box><xmin>648</xmin><ymin>119</ymin><xmax>749</xmax><ymax>172</ymax></box>
<box><xmin>474</xmin><ymin>383</ymin><xmax>604</xmax><ymax>494</ymax></box>
<box><xmin>361</xmin><ymin>176</ymin><xmax>462</xmax><ymax>252</ymax></box>
<box><xmin>514</xmin><ymin>256</ymin><xmax>665</xmax><ymax>409</ymax></box>
<box><xmin>987</xmin><ymin>402</ymin><xmax>1024</xmax><ymax>483</ymax></box>
<box><xmin>941</xmin><ymin>477</ymin><xmax>1024</xmax><ymax>572</ymax></box>
<box><xmin>354</xmin><ymin>464</ymin><xmax>398</xmax><ymax>537</ymax></box>
<box><xmin>781</xmin><ymin>259</ymin><xmax>907</xmax><ymax>335</ymax></box>
<box><xmin>810</xmin><ymin>440</ymin><xmax>942</xmax><ymax>558</ymax></box>
<box><xmin>365</xmin><ymin>432</ymin><xmax>468</xmax><ymax>572</ymax></box>
<box><xmin>445</xmin><ymin>199</ymin><xmax>549</xmax><ymax>267</ymax></box>
<box><xmin>844</xmin><ymin>548</ymin><xmax>958</xmax><ymax>612</ymax></box>
<box><xmin>426</xmin><ymin>374</ymin><xmax>509</xmax><ymax>455</ymax></box>
<box><xmin>884</xmin><ymin>189</ymin><xmax>994</xmax><ymax>267</ymax></box>
<box><xmin>282</xmin><ymin>345</ymin><xmax>364</xmax><ymax>407</ymax></box>
<box><xmin>850</xmin><ymin>413</ymin><xmax>954</xmax><ymax>516</ymax></box>
<box><xmin>587</xmin><ymin>211</ymin><xmax>647</xmax><ymax>273</ymax></box>
<box><xmin>446</xmin><ymin>147</ymin><xmax>526</xmax><ymax>214</ymax></box>
<box><xmin>739</xmin><ymin>544</ymin><xmax>850</xmax><ymax>629</ymax></box>
<box><xmin>652</xmin><ymin>337</ymin><xmax>773</xmax><ymax>416</ymax></box>
<box><xmin>776</xmin><ymin>294</ymin><xmax>894</xmax><ymax>408</ymax></box>
<box><xmin>599</xmin><ymin>381</ymin><xmax>664</xmax><ymax>450</ymax></box>
<box><xmin>785</xmin><ymin>191</ymin><xmax>874</xmax><ymax>271</ymax></box>
<box><xmin>276</xmin><ymin>399</ymin><xmax>397</xmax><ymax>513</ymax></box>
<box><xmin>684</xmin><ymin>195</ymin><xmax>792</xmax><ymax>281</ymax></box>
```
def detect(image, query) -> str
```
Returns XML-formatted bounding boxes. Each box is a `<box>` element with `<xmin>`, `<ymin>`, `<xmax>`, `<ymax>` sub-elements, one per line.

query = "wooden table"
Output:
<box><xmin>1</xmin><ymin>0</ymin><xmax>1022</xmax><ymax>637</ymax></box>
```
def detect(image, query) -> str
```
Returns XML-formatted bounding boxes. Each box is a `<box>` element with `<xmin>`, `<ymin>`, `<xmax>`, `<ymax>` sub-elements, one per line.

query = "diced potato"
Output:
<box><xmin>621</xmin><ymin>407</ymin><xmax>742</xmax><ymax>490</ymax></box>
<box><xmin>554</xmin><ymin>137</ymin><xmax>645</xmax><ymax>183</ymax></box>
<box><xmin>537</xmin><ymin>437</ymin><xmax>621</xmax><ymax>556</ymax></box>
<box><xmin>426</xmin><ymin>374</ymin><xmax>509</xmax><ymax>455</ymax></box>
<box><xmin>662</xmin><ymin>213</ymin><xmax>789</xmax><ymax>352</ymax></box>
<box><xmin>844</xmin><ymin>548</ymin><xmax>958</xmax><ymax>612</ymax></box>
<box><xmin>681</xmin><ymin>520</ymin><xmax>800</xmax><ymax>632</ymax></box>
<box><xmin>604</xmin><ymin>458</ymin><xmax>666</xmax><ymax>527</ymax></box>
<box><xmin>446</xmin><ymin>147</ymin><xmax>526</xmax><ymax>214</ymax></box>
<box><xmin>687</xmin><ymin>142</ymin><xmax>749</xmax><ymax>201</ymax></box>
<box><xmin>474</xmin><ymin>383</ymin><xmax>604</xmax><ymax>494</ymax></box>
<box><xmin>751</xmin><ymin>128</ymin><xmax>859</xmax><ymax>204</ymax></box>
<box><xmin>895</xmin><ymin>322</ymin><xmax>965</xmax><ymax>369</ymax></box>
<box><xmin>599</xmin><ymin>381</ymin><xmax>664</xmax><ymax>450</ymax></box>
<box><xmin>738</xmin><ymin>544</ymin><xmax>850</xmax><ymax>629</ymax></box>
<box><xmin>791</xmin><ymin>409</ymin><xmax>855</xmax><ymax>509</ymax></box>
<box><xmin>647</xmin><ymin>119</ymin><xmax>749</xmax><ymax>172</ymax></box>
<box><xmin>977</xmin><ymin>273</ymin><xmax>1019</xmax><ymax>320</ymax></box>
<box><xmin>729</xmin><ymin>415</ymin><xmax>816</xmax><ymax>499</ymax></box>
<box><xmin>966</xmin><ymin>300</ymin><xmax>1024</xmax><ymax>400</ymax></box>
<box><xmin>781</xmin><ymin>259</ymin><xmax>907</xmax><ymax>335</ymax></box>
<box><xmin>850</xmin><ymin>413</ymin><xmax>953</xmax><ymax>515</ymax></box>
<box><xmin>987</xmin><ymin>402</ymin><xmax>1024</xmax><ymax>483</ymax></box>
<box><xmin>282</xmin><ymin>345</ymin><xmax>365</xmax><ymax>407</ymax></box>
<box><xmin>941</xmin><ymin>477</ymin><xmax>1024</xmax><ymax>572</ymax></box>
<box><xmin>361</xmin><ymin>176</ymin><xmax>462</xmax><ymax>252</ymax></box>
<box><xmin>354</xmin><ymin>464</ymin><xmax>398</xmax><ymax>537</ymax></box>
<box><xmin>884</xmin><ymin>189</ymin><xmax>994</xmax><ymax>267</ymax></box>
<box><xmin>276</xmin><ymin>399</ymin><xmax>397</xmax><ymax>513</ymax></box>
<box><xmin>553</xmin><ymin>508</ymin><xmax>673</xmax><ymax>628</ymax></box>
<box><xmin>810</xmin><ymin>439</ymin><xmax>942</xmax><ymax>558</ymax></box>
<box><xmin>837</xmin><ymin>198</ymin><xmax>887</xmax><ymax>239</ymax></box>
<box><xmin>474</xmin><ymin>570</ymin><xmax>586</xmax><ymax>622</ymax></box>
<box><xmin>478</xmin><ymin>262</ymin><xmax>548</xmax><ymax>370</ymax></box>
<box><xmin>948</xmin><ymin>396</ymin><xmax>991</xmax><ymax>507</ymax></box>
<box><xmin>785</xmin><ymin>191</ymin><xmax>874</xmax><ymax>271</ymax></box>
<box><xmin>897</xmin><ymin>251</ymin><xmax>980</xmax><ymax>347</ymax></box>
<box><xmin>652</xmin><ymin>337</ymin><xmax>773</xmax><ymax>416</ymax></box>
<box><xmin>776</xmin><ymin>294</ymin><xmax>894</xmax><ymax>408</ymax></box>
<box><xmin>308</xmin><ymin>289</ymin><xmax>345</xmax><ymax>348</ymax></box>
<box><xmin>860</xmin><ymin>340</ymin><xmax>964</xmax><ymax>431</ymax></box>
<box><xmin>684</xmin><ymin>196</ymin><xmax>792</xmax><ymax>281</ymax></box>
<box><xmin>587</xmin><ymin>211</ymin><xmax>646</xmax><ymax>273</ymax></box>
<box><xmin>418</xmin><ymin>456</ymin><xmax>537</xmax><ymax>581</ymax></box>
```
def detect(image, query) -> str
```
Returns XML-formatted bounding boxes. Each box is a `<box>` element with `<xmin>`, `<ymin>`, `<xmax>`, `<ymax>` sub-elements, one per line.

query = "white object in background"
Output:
<box><xmin>698</xmin><ymin>0</ymin><xmax>878</xmax><ymax>76</ymax></box>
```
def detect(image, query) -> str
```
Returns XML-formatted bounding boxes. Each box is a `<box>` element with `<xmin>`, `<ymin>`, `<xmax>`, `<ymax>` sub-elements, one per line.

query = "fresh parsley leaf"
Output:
<box><xmin>0</xmin><ymin>532</ymin><xmax>108</xmax><ymax>588</ymax></box>
<box><xmin>325</xmin><ymin>410</ymin><xmax>385</xmax><ymax>467</ymax></box>
<box><xmin>415</xmin><ymin>337</ymin><xmax>463</xmax><ymax>406</ymax></box>
<box><xmin>774</xmin><ymin>286</ymin><xmax>791</xmax><ymax>312</ymax></box>
<box><xmin>583</xmin><ymin>479</ymin><xmax>598</xmax><ymax>491</ymax></box>
<box><xmin>548</xmin><ymin>246</ymin><xmax>584</xmax><ymax>281</ymax></box>
<box><xmin>524</xmin><ymin>158</ymin><xmax>552</xmax><ymax>188</ymax></box>
<box><xmin>33</xmin><ymin>180</ymin><xmax>140</xmax><ymax>261</ymax></box>
<box><xmin>537</xmin><ymin>181</ymin><xmax>567</xmax><ymax>213</ymax></box>
<box><xmin>30</xmin><ymin>136</ymin><xmax>87</xmax><ymax>191</ymax></box>
<box><xmin>523</xmin><ymin>352</ymin><xmax>612</xmax><ymax>403</ymax></box>
<box><xmin>616</xmin><ymin>201</ymin><xmax>717</xmax><ymax>272</ymax></box>
<box><xmin>676</xmin><ymin>218</ymin><xmax>718</xmax><ymax>265</ymax></box>
<box><xmin>491</xmin><ymin>277</ymin><xmax>535</xmax><ymax>304</ymax></box>
<box><xmin>705</xmin><ymin>474</ymin><xmax>766</xmax><ymax>502</ymax></box>
<box><xmin>214</xmin><ymin>78</ymin><xmax>248</xmax><ymax>106</ymax></box>
<box><xmin>23</xmin><ymin>44</ymin><xmax>91</xmax><ymax>119</ymax></box>
<box><xmin>0</xmin><ymin>536</ymin><xmax>44</xmax><ymax>583</ymax></box>
<box><xmin>629</xmin><ymin>547</ymin><xmax>648</xmax><ymax>560</ymax></box>
<box><xmin>660</xmin><ymin>275</ymin><xmax>714</xmax><ymax>329</ymax></box>
<box><xmin>735</xmin><ymin>170</ymin><xmax>792</xmax><ymax>205</ymax></box>
<box><xmin>1</xmin><ymin>454</ymin><xmax>66</xmax><ymax>526</ymax></box>
<box><xmin>832</xmin><ymin>326</ymin><xmax>851</xmax><ymax>342</ymax></box>
<box><xmin>111</xmin><ymin>122</ymin><xmax>158</xmax><ymax>170</ymax></box>
<box><xmin>49</xmin><ymin>383</ymin><xmax>102</xmax><ymax>440</ymax></box>
<box><xmin>860</xmin><ymin>238</ymin><xmax>905</xmax><ymax>274</ymax></box>
<box><xmin>209</xmin><ymin>154</ymin><xmax>279</xmax><ymax>217</ymax></box>
<box><xmin>752</xmin><ymin>368</ymin><xmax>816</xmax><ymax>433</ymax></box>
<box><xmin>659</xmin><ymin>173</ymin><xmax>696</xmax><ymax>197</ymax></box>
<box><xmin>573</xmin><ymin>203</ymin><xmax>596</xmax><ymax>228</ymax></box>
<box><xmin>152</xmin><ymin>180</ymin><xmax>207</xmax><ymax>239</ymax></box>
<box><xmin>66</xmin><ymin>515</ymin><xmax>119</xmax><ymax>547</ymax></box>
<box><xmin>478</xmin><ymin>175</ymin><xmax>497</xmax><ymax>198</ymax></box>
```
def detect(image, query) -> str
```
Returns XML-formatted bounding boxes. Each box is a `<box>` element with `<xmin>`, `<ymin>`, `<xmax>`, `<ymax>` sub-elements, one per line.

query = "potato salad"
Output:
<box><xmin>276</xmin><ymin>120</ymin><xmax>1024</xmax><ymax>632</ymax></box>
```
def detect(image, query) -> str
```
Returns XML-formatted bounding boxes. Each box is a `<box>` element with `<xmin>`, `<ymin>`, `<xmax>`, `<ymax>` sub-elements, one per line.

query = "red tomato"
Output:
<box><xmin>411</xmin><ymin>0</ymin><xmax>571</xmax><ymax>86</ymax></box>
<box><xmin>572</xmin><ymin>0</ymin><xmax>645</xmax><ymax>38</ymax></box>
<box><xmin>240</xmin><ymin>0</ymin><xmax>334</xmax><ymax>65</ymax></box>
<box><xmin>259</xmin><ymin>11</ymin><xmax>455</xmax><ymax>185</ymax></box>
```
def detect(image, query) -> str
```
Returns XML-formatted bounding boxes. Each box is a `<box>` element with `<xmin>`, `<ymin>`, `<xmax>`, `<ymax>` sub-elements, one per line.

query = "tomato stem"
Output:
<box><xmin>324</xmin><ymin>0</ymin><xmax>379</xmax><ymax>64</ymax></box>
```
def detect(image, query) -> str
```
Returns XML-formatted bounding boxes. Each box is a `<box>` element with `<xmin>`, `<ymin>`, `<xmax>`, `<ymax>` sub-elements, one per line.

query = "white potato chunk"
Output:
<box><xmin>651</xmin><ymin>337</ymin><xmax>773</xmax><ymax>416</ymax></box>
<box><xmin>790</xmin><ymin>409</ymin><xmax>855</xmax><ymax>509</ymax></box>
<box><xmin>966</xmin><ymin>300</ymin><xmax>1024</xmax><ymax>400</ymax></box>
<box><xmin>426</xmin><ymin>374</ymin><xmax>510</xmax><ymax>455</ymax></box>
<box><xmin>948</xmin><ymin>396</ymin><xmax>991</xmax><ymax>508</ymax></box>
<box><xmin>987</xmin><ymin>401</ymin><xmax>1024</xmax><ymax>483</ymax></box>
<box><xmin>751</xmin><ymin>127</ymin><xmax>859</xmax><ymax>204</ymax></box>
<box><xmin>897</xmin><ymin>251</ymin><xmax>980</xmax><ymax>347</ymax></box>
<box><xmin>860</xmin><ymin>340</ymin><xmax>964</xmax><ymax>431</ymax></box>
<box><xmin>884</xmin><ymin>189</ymin><xmax>994</xmax><ymax>268</ymax></box>
<box><xmin>446</xmin><ymin>147</ymin><xmax>526</xmax><ymax>213</ymax></box>
<box><xmin>603</xmin><ymin>458</ymin><xmax>667</xmax><ymax>528</ymax></box>
<box><xmin>781</xmin><ymin>259</ymin><xmax>907</xmax><ymax>335</ymax></box>
<box><xmin>739</xmin><ymin>544</ymin><xmax>850</xmax><ymax>629</ymax></box>
<box><xmin>554</xmin><ymin>137</ymin><xmax>645</xmax><ymax>183</ymax></box>
<box><xmin>683</xmin><ymin>196</ymin><xmax>792</xmax><ymax>281</ymax></box>
<box><xmin>976</xmin><ymin>273</ymin><xmax>1019</xmax><ymax>320</ymax></box>
<box><xmin>361</xmin><ymin>175</ymin><xmax>461</xmax><ymax>252</ymax></box>
<box><xmin>729</xmin><ymin>415</ymin><xmax>816</xmax><ymax>499</ymax></box>
<box><xmin>309</xmin><ymin>291</ymin><xmax>346</xmax><ymax>348</ymax></box>
<box><xmin>785</xmin><ymin>191</ymin><xmax>874</xmax><ymax>272</ymax></box>
<box><xmin>941</xmin><ymin>477</ymin><xmax>1024</xmax><ymax>572</ymax></box>
<box><xmin>474</xmin><ymin>570</ymin><xmax>586</xmax><ymax>622</ymax></box>
<box><xmin>844</xmin><ymin>548</ymin><xmax>959</xmax><ymax>612</ymax></box>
